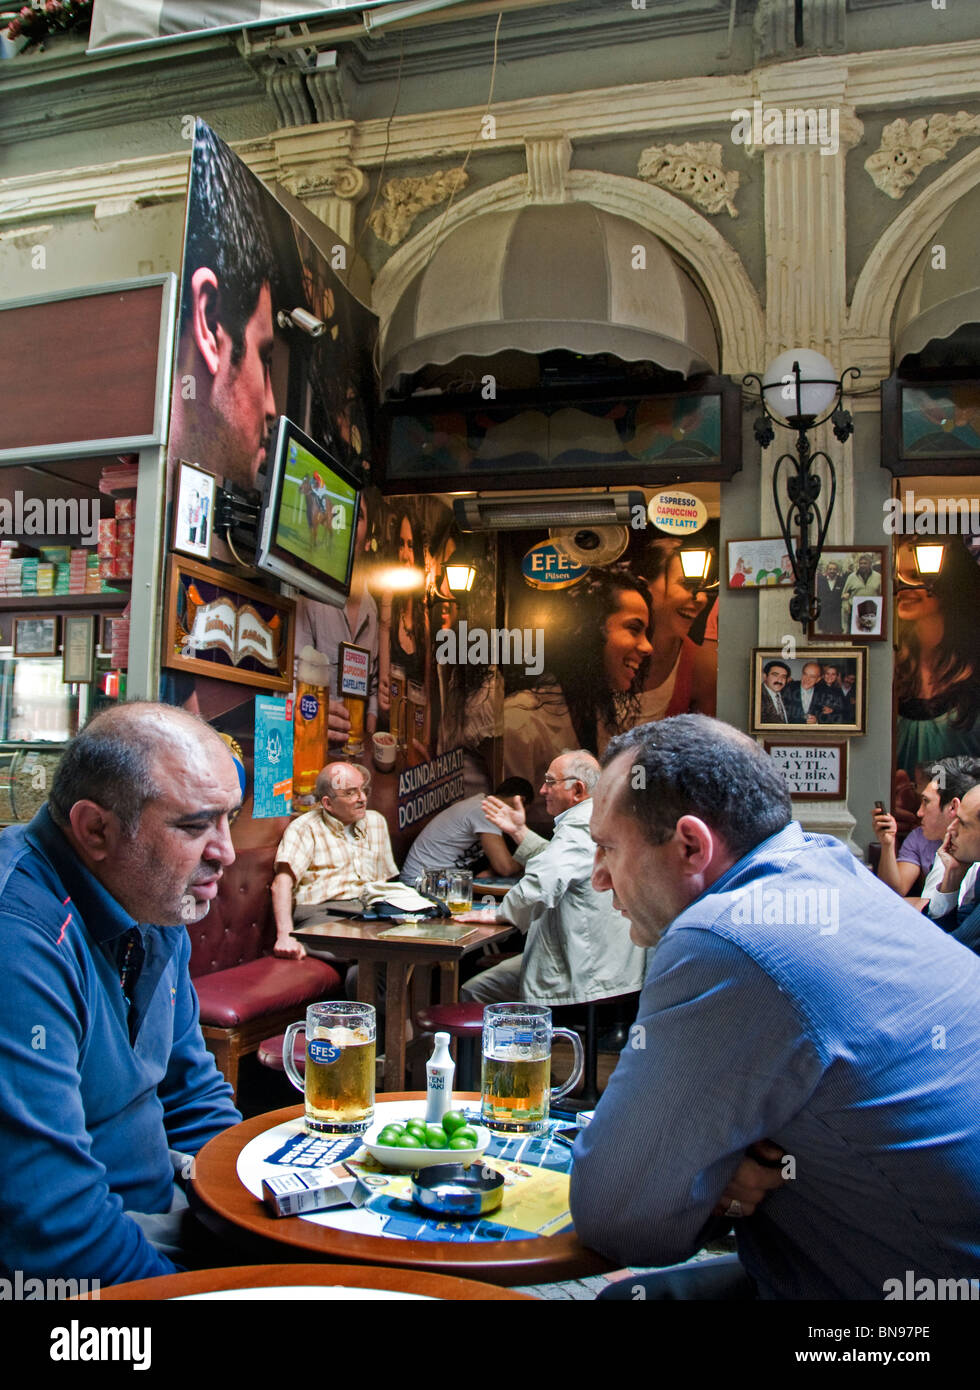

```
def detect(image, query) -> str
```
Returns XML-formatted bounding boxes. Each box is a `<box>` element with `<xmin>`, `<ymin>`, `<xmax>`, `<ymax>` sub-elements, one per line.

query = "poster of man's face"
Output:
<box><xmin>167</xmin><ymin>119</ymin><xmax>377</xmax><ymax>503</ymax></box>
<box><xmin>752</xmin><ymin>648</ymin><xmax>865</xmax><ymax>734</ymax></box>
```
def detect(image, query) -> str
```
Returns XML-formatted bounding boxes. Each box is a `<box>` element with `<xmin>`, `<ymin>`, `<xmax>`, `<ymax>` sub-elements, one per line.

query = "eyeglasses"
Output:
<box><xmin>542</xmin><ymin>775</ymin><xmax>577</xmax><ymax>787</ymax></box>
<box><xmin>330</xmin><ymin>785</ymin><xmax>369</xmax><ymax>801</ymax></box>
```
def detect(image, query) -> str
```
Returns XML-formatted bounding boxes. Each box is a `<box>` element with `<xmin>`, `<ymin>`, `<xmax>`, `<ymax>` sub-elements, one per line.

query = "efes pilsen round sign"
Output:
<box><xmin>522</xmin><ymin>539</ymin><xmax>589</xmax><ymax>590</ymax></box>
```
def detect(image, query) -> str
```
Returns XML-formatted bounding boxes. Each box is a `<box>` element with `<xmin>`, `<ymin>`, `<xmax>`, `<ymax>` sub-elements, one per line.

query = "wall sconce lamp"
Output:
<box><xmin>913</xmin><ymin>544</ymin><xmax>944</xmax><ymax>576</ymax></box>
<box><xmin>443</xmin><ymin>562</ymin><xmax>476</xmax><ymax>594</ymax></box>
<box><xmin>276</xmin><ymin>307</ymin><xmax>326</xmax><ymax>338</ymax></box>
<box><xmin>744</xmin><ymin>349</ymin><xmax>860</xmax><ymax>627</ymax></box>
<box><xmin>678</xmin><ymin>548</ymin><xmax>714</xmax><ymax>586</ymax></box>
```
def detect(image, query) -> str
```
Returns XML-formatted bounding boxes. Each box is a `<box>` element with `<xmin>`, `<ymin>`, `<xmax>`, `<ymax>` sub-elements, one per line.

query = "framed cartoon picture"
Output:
<box><xmin>726</xmin><ymin>539</ymin><xmax>794</xmax><ymax>588</ymax></box>
<box><xmin>172</xmin><ymin>461</ymin><xmax>216</xmax><ymax>561</ymax></box>
<box><xmin>751</xmin><ymin>647</ymin><xmax>867</xmax><ymax>736</ymax></box>
<box><xmin>807</xmin><ymin>546</ymin><xmax>888</xmax><ymax>642</ymax></box>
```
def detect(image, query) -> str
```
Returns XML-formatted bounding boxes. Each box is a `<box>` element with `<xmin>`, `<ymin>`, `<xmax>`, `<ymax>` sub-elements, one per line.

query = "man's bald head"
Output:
<box><xmin>49</xmin><ymin>702</ymin><xmax>233</xmax><ymax>837</ymax></box>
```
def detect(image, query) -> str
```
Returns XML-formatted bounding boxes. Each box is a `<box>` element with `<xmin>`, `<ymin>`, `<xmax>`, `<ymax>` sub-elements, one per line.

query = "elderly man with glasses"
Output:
<box><xmin>458</xmin><ymin>750</ymin><xmax>647</xmax><ymax>1006</ymax></box>
<box><xmin>271</xmin><ymin>762</ymin><xmax>396</xmax><ymax>959</ymax></box>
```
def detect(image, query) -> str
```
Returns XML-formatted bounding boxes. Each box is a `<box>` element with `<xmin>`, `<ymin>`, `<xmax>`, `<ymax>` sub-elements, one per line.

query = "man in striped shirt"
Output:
<box><xmin>272</xmin><ymin>763</ymin><xmax>396</xmax><ymax>959</ymax></box>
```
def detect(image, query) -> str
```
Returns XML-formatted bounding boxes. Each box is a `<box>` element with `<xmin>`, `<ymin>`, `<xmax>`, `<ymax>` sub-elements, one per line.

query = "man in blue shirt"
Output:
<box><xmin>572</xmin><ymin>714</ymin><xmax>980</xmax><ymax>1299</ymax></box>
<box><xmin>927</xmin><ymin>781</ymin><xmax>980</xmax><ymax>954</ymax></box>
<box><xmin>0</xmin><ymin>703</ymin><xmax>243</xmax><ymax>1288</ymax></box>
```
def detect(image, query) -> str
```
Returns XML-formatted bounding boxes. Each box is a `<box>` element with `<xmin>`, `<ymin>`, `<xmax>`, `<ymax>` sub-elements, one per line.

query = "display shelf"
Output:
<box><xmin>0</xmin><ymin>591</ymin><xmax>128</xmax><ymax>612</ymax></box>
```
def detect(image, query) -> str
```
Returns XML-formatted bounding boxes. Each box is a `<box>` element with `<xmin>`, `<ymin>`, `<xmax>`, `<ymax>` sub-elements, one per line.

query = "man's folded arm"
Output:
<box><xmin>0</xmin><ymin>914</ymin><xmax>179</xmax><ymax>1285</ymax></box>
<box><xmin>569</xmin><ymin>930</ymin><xmax>824</xmax><ymax>1268</ymax></box>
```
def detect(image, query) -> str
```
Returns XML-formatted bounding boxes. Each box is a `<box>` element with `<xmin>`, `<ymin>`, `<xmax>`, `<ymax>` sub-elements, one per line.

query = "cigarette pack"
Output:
<box><xmin>261</xmin><ymin>1162</ymin><xmax>369</xmax><ymax>1218</ymax></box>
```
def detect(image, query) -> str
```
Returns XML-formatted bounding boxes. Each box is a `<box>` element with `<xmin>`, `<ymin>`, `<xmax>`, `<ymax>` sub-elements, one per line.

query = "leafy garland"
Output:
<box><xmin>2</xmin><ymin>1</ymin><xmax>93</xmax><ymax>48</ymax></box>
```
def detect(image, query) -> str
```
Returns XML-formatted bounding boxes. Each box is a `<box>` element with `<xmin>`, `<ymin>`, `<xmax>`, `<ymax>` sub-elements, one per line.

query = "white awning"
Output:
<box><xmin>894</xmin><ymin>184</ymin><xmax>980</xmax><ymax>365</ymax></box>
<box><xmin>380</xmin><ymin>203</ymin><xmax>719</xmax><ymax>396</ymax></box>
<box><xmin>86</xmin><ymin>0</ymin><xmax>464</xmax><ymax>53</ymax></box>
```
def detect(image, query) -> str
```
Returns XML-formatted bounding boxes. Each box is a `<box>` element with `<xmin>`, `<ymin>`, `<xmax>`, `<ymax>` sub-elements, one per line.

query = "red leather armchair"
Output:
<box><xmin>188</xmin><ymin>843</ymin><xmax>341</xmax><ymax>1096</ymax></box>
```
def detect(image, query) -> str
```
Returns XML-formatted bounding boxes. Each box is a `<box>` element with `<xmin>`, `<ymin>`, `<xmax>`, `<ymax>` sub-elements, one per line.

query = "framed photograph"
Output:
<box><xmin>764</xmin><ymin>741</ymin><xmax>848</xmax><ymax>800</ymax></box>
<box><xmin>13</xmin><ymin>615</ymin><xmax>58</xmax><ymax>657</ymax></box>
<box><xmin>806</xmin><ymin>546</ymin><xmax>888</xmax><ymax>642</ymax></box>
<box><xmin>172</xmin><ymin>460</ymin><xmax>216</xmax><ymax>560</ymax></box>
<box><xmin>751</xmin><ymin>647</ymin><xmax>867</xmax><ymax>736</ymax></box>
<box><xmin>163</xmin><ymin>556</ymin><xmax>295</xmax><ymax>692</ymax></box>
<box><xmin>62</xmin><ymin>614</ymin><xmax>95</xmax><ymax>684</ymax></box>
<box><xmin>98</xmin><ymin>615</ymin><xmax>114</xmax><ymax>652</ymax></box>
<box><xmin>726</xmin><ymin>539</ymin><xmax>794</xmax><ymax>588</ymax></box>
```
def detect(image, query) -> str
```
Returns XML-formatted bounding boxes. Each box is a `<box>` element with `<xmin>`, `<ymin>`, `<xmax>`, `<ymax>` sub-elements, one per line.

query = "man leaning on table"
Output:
<box><xmin>571</xmin><ymin>715</ymin><xmax>980</xmax><ymax>1300</ymax></box>
<box><xmin>458</xmin><ymin>749</ymin><xmax>646</xmax><ymax>1006</ymax></box>
<box><xmin>0</xmin><ymin>703</ymin><xmax>244</xmax><ymax>1289</ymax></box>
<box><xmin>272</xmin><ymin>761</ymin><xmax>397</xmax><ymax>960</ymax></box>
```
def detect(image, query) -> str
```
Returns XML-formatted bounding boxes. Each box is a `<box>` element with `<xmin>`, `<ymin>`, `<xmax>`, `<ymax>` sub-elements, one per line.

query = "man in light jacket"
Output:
<box><xmin>459</xmin><ymin>749</ymin><xmax>647</xmax><ymax>1006</ymax></box>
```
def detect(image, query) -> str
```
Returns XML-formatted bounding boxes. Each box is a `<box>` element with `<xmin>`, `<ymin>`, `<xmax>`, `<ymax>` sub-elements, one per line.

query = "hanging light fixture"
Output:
<box><xmin>745</xmin><ymin>350</ymin><xmax>860</xmax><ymax>627</ymax></box>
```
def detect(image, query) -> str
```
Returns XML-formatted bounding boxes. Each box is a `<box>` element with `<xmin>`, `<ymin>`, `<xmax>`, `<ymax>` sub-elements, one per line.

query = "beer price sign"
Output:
<box><xmin>338</xmin><ymin>641</ymin><xmax>370</xmax><ymax>698</ymax></box>
<box><xmin>764</xmin><ymin>741</ymin><xmax>847</xmax><ymax>800</ymax></box>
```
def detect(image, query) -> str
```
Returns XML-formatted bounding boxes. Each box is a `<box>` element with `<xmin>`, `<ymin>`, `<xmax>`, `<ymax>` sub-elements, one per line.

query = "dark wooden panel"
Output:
<box><xmin>0</xmin><ymin>285</ymin><xmax>164</xmax><ymax>450</ymax></box>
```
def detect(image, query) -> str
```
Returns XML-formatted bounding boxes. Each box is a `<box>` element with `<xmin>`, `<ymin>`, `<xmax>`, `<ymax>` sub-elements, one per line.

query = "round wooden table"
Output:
<box><xmin>191</xmin><ymin>1094</ymin><xmax>609</xmax><ymax>1287</ymax></box>
<box><xmin>80</xmin><ymin>1263</ymin><xmax>532</xmax><ymax>1300</ymax></box>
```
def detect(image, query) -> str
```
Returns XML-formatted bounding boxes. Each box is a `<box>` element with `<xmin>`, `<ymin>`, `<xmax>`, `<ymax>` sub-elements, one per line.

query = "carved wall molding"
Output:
<box><xmin>371</xmin><ymin>170</ymin><xmax>764</xmax><ymax>376</ymax></box>
<box><xmin>6</xmin><ymin>38</ymin><xmax>980</xmax><ymax>227</ymax></box>
<box><xmin>850</xmin><ymin>143</ymin><xmax>980</xmax><ymax>346</ymax></box>
<box><xmin>281</xmin><ymin>163</ymin><xmax>367</xmax><ymax>202</ymax></box>
<box><xmin>864</xmin><ymin>111</ymin><xmax>980</xmax><ymax>199</ymax></box>
<box><xmin>525</xmin><ymin>134</ymin><xmax>572</xmax><ymax>203</ymax></box>
<box><xmin>367</xmin><ymin>167</ymin><xmax>469</xmax><ymax>247</ymax></box>
<box><xmin>637</xmin><ymin>142</ymin><xmax>739</xmax><ymax>218</ymax></box>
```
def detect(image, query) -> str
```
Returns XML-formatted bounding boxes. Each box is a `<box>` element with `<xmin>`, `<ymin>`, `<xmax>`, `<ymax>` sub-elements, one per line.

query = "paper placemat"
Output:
<box><xmin>236</xmin><ymin>1100</ymin><xmax>574</xmax><ymax>1243</ymax></box>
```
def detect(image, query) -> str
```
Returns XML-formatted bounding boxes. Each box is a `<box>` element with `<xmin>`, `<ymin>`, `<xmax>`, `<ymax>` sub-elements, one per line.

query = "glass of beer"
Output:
<box><xmin>480</xmin><ymin>1002</ymin><xmax>584</xmax><ymax>1134</ymax></box>
<box><xmin>283</xmin><ymin>1001</ymin><xmax>376</xmax><ymax>1134</ymax></box>
<box><xmin>446</xmin><ymin>870</ymin><xmax>473</xmax><ymax>916</ymax></box>
<box><xmin>342</xmin><ymin>694</ymin><xmax>365</xmax><ymax>759</ymax></box>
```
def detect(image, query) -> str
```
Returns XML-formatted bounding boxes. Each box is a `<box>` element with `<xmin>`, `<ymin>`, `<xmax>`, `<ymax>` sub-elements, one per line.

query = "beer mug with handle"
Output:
<box><xmin>481</xmin><ymin>1002</ymin><xmax>584</xmax><ymax>1133</ymax></box>
<box><xmin>283</xmin><ymin>1001</ymin><xmax>376</xmax><ymax>1134</ymax></box>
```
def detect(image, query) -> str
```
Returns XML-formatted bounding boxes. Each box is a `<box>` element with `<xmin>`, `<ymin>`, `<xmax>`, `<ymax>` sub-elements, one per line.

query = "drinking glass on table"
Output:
<box><xmin>481</xmin><ymin>1002</ymin><xmax>584</xmax><ymax>1134</ymax></box>
<box><xmin>419</xmin><ymin>867</ymin><xmax>451</xmax><ymax>915</ymax></box>
<box><xmin>283</xmin><ymin>1001</ymin><xmax>376</xmax><ymax>1134</ymax></box>
<box><xmin>446</xmin><ymin>870</ymin><xmax>473</xmax><ymax>916</ymax></box>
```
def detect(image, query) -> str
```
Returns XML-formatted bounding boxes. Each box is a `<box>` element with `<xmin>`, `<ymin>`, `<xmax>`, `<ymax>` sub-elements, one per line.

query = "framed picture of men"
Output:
<box><xmin>751</xmin><ymin>647</ymin><xmax>867</xmax><ymax>736</ymax></box>
<box><xmin>806</xmin><ymin>546</ymin><xmax>888</xmax><ymax>641</ymax></box>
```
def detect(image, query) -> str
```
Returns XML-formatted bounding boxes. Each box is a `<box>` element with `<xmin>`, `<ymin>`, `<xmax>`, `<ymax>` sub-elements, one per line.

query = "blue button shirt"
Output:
<box><xmin>570</xmin><ymin>822</ymin><xmax>980</xmax><ymax>1298</ymax></box>
<box><xmin>0</xmin><ymin>806</ymin><xmax>240</xmax><ymax>1286</ymax></box>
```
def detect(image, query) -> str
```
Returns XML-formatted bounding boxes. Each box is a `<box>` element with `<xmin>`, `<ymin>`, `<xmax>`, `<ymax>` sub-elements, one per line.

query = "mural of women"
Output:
<box><xmin>377</xmin><ymin>505</ymin><xmax>429</xmax><ymax>754</ymax></box>
<box><xmin>502</xmin><ymin>568</ymin><xmax>653</xmax><ymax>802</ymax></box>
<box><xmin>895</xmin><ymin>538</ymin><xmax>980</xmax><ymax>775</ymax></box>
<box><xmin>637</xmin><ymin>536</ymin><xmax>717</xmax><ymax>720</ymax></box>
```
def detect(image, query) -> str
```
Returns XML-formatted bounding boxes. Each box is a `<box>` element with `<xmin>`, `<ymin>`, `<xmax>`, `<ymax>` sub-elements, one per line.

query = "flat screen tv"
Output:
<box><xmin>256</xmin><ymin>416</ymin><xmax>361</xmax><ymax>607</ymax></box>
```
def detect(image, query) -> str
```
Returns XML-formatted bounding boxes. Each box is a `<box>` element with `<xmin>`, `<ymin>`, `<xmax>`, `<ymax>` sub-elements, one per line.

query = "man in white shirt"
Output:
<box><xmin>459</xmin><ymin>750</ymin><xmax>646</xmax><ymax>1006</ymax></box>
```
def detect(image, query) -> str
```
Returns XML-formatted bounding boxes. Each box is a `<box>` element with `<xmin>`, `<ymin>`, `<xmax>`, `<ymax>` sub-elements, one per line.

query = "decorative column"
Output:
<box><xmin>753</xmin><ymin>61</ymin><xmax>865</xmax><ymax>845</ymax></box>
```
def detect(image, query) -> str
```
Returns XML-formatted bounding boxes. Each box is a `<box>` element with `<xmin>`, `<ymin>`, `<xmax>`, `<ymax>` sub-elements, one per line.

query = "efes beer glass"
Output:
<box><xmin>283</xmin><ymin>1001</ymin><xmax>376</xmax><ymax>1134</ymax></box>
<box><xmin>481</xmin><ymin>1002</ymin><xmax>584</xmax><ymax>1134</ymax></box>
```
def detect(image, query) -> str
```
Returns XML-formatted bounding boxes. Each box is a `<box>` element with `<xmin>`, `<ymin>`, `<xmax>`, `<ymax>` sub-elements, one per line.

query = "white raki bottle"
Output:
<box><xmin>425</xmin><ymin>1031</ymin><xmax>456</xmax><ymax>1124</ymax></box>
